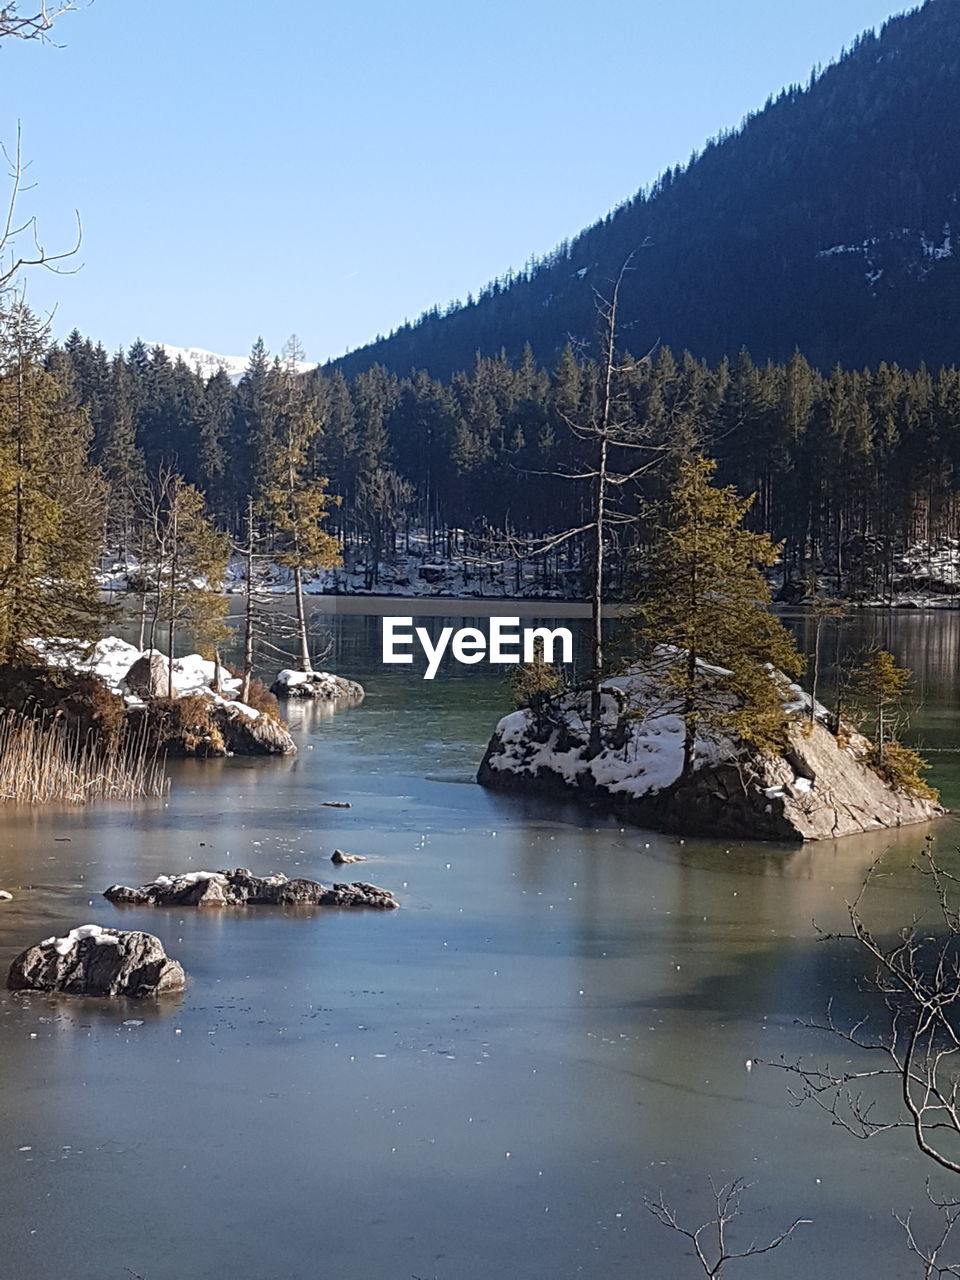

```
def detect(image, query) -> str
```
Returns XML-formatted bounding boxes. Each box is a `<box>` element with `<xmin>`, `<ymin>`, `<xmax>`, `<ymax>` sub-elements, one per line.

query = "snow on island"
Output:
<box><xmin>31</xmin><ymin>637</ymin><xmax>296</xmax><ymax>756</ymax></box>
<box><xmin>477</xmin><ymin>659</ymin><xmax>944</xmax><ymax>842</ymax></box>
<box><xmin>271</xmin><ymin>669</ymin><xmax>364</xmax><ymax>701</ymax></box>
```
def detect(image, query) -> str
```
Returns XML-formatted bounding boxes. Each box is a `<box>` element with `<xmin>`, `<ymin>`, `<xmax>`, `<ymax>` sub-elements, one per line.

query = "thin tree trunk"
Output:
<box><xmin>588</xmin><ymin>433</ymin><xmax>608</xmax><ymax>757</ymax></box>
<box><xmin>810</xmin><ymin>617</ymin><xmax>822</xmax><ymax>725</ymax></box>
<box><xmin>294</xmin><ymin>564</ymin><xmax>311</xmax><ymax>673</ymax></box>
<box><xmin>241</xmin><ymin>498</ymin><xmax>255</xmax><ymax>702</ymax></box>
<box><xmin>167</xmin><ymin>493</ymin><xmax>179</xmax><ymax>698</ymax></box>
<box><xmin>683</xmin><ymin>647</ymin><xmax>697</xmax><ymax>776</ymax></box>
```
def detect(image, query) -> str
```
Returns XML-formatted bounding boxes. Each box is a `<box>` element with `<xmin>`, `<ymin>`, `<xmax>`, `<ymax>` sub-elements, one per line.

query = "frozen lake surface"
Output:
<box><xmin>1</xmin><ymin>605</ymin><xmax>959</xmax><ymax>1279</ymax></box>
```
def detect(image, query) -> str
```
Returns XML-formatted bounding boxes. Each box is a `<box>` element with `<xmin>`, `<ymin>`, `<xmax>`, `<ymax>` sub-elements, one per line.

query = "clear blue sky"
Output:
<box><xmin>1</xmin><ymin>0</ymin><xmax>915</xmax><ymax>364</ymax></box>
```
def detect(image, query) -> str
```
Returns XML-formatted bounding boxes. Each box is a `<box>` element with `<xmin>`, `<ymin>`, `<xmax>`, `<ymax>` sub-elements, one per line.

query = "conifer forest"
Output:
<box><xmin>41</xmin><ymin>326</ymin><xmax>960</xmax><ymax>601</ymax></box>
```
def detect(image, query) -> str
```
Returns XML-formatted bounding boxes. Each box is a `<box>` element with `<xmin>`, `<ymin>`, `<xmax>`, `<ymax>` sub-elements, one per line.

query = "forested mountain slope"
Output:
<box><xmin>332</xmin><ymin>0</ymin><xmax>960</xmax><ymax>380</ymax></box>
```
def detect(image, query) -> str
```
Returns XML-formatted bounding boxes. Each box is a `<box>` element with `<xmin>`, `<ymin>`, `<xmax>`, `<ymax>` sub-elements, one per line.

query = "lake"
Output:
<box><xmin>0</xmin><ymin>603</ymin><xmax>958</xmax><ymax>1279</ymax></box>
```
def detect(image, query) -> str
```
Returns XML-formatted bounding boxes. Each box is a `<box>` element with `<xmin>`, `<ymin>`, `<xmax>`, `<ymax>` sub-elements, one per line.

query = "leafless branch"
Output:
<box><xmin>0</xmin><ymin>124</ymin><xmax>82</xmax><ymax>291</ymax></box>
<box><xmin>766</xmin><ymin>840</ymin><xmax>960</xmax><ymax>1177</ymax></box>
<box><xmin>645</xmin><ymin>1177</ymin><xmax>809</xmax><ymax>1277</ymax></box>
<box><xmin>0</xmin><ymin>2</ymin><xmax>78</xmax><ymax>44</ymax></box>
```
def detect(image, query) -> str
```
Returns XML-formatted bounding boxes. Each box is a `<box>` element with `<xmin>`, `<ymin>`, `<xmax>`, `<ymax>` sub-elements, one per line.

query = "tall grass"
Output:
<box><xmin>0</xmin><ymin>708</ymin><xmax>169</xmax><ymax>803</ymax></box>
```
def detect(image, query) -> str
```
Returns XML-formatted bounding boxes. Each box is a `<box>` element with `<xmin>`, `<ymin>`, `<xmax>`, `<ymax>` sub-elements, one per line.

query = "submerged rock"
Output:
<box><xmin>331</xmin><ymin>849</ymin><xmax>365</xmax><ymax>865</ymax></box>
<box><xmin>104</xmin><ymin>867</ymin><xmax>398</xmax><ymax>909</ymax></box>
<box><xmin>477</xmin><ymin>662</ymin><xmax>945</xmax><ymax>843</ymax></box>
<box><xmin>7</xmin><ymin>925</ymin><xmax>186</xmax><ymax>997</ymax></box>
<box><xmin>270</xmin><ymin>669</ymin><xmax>365</xmax><ymax>702</ymax></box>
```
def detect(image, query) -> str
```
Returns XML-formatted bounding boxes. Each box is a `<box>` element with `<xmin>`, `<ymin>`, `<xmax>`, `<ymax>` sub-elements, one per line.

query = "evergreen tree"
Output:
<box><xmin>850</xmin><ymin>647</ymin><xmax>937</xmax><ymax>799</ymax></box>
<box><xmin>851</xmin><ymin>648</ymin><xmax>911</xmax><ymax>763</ymax></box>
<box><xmin>257</xmin><ymin>366</ymin><xmax>340</xmax><ymax>672</ymax></box>
<box><xmin>0</xmin><ymin>305</ymin><xmax>107</xmax><ymax>660</ymax></box>
<box><xmin>633</xmin><ymin>454</ymin><xmax>804</xmax><ymax>776</ymax></box>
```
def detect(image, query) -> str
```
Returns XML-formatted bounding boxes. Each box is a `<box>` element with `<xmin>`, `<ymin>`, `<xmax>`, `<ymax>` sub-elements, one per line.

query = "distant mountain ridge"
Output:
<box><xmin>152</xmin><ymin>343</ymin><xmax>316</xmax><ymax>384</ymax></box>
<box><xmin>330</xmin><ymin>0</ymin><xmax>960</xmax><ymax>380</ymax></box>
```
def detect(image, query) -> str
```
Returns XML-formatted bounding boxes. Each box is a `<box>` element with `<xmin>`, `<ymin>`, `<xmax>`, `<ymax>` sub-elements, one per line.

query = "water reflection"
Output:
<box><xmin>0</xmin><ymin>605</ymin><xmax>958</xmax><ymax>1279</ymax></box>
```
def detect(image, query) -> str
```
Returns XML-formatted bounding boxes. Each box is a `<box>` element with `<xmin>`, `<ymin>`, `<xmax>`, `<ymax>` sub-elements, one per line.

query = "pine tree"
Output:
<box><xmin>851</xmin><ymin>648</ymin><xmax>911</xmax><ymax>763</ymax></box>
<box><xmin>99</xmin><ymin>352</ymin><xmax>145</xmax><ymax>548</ymax></box>
<box><xmin>257</xmin><ymin>365</ymin><xmax>340</xmax><ymax>672</ymax></box>
<box><xmin>0</xmin><ymin>305</ymin><xmax>107</xmax><ymax>660</ymax></box>
<box><xmin>633</xmin><ymin>454</ymin><xmax>804</xmax><ymax>776</ymax></box>
<box><xmin>850</xmin><ymin>648</ymin><xmax>937</xmax><ymax>800</ymax></box>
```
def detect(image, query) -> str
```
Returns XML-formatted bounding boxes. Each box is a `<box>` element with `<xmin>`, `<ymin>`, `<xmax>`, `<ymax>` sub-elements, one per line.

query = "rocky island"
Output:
<box><xmin>104</xmin><ymin>867</ymin><xmax>399</xmax><ymax>909</ymax></box>
<box><xmin>478</xmin><ymin>663</ymin><xmax>944</xmax><ymax>842</ymax></box>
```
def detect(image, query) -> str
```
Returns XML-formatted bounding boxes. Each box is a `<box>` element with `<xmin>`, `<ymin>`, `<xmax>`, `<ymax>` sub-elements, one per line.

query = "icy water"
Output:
<box><xmin>1</xmin><ymin>605</ymin><xmax>960</xmax><ymax>1280</ymax></box>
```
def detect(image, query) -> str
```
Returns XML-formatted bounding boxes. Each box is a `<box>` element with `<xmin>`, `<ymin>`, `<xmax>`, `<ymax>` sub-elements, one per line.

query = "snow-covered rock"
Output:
<box><xmin>7</xmin><ymin>926</ymin><xmax>186</xmax><ymax>997</ymax></box>
<box><xmin>271</xmin><ymin>669</ymin><xmax>364</xmax><ymax>701</ymax></box>
<box><xmin>104</xmin><ymin>867</ymin><xmax>398</xmax><ymax>910</ymax></box>
<box><xmin>477</xmin><ymin>659</ymin><xmax>944</xmax><ymax>842</ymax></box>
<box><xmin>32</xmin><ymin>637</ymin><xmax>296</xmax><ymax>756</ymax></box>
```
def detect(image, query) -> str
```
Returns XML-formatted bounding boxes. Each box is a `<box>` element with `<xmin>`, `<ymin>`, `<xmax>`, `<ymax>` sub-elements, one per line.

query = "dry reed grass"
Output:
<box><xmin>0</xmin><ymin>707</ymin><xmax>169</xmax><ymax>803</ymax></box>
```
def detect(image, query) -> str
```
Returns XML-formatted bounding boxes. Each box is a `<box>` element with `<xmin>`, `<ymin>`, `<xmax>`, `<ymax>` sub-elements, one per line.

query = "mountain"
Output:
<box><xmin>331</xmin><ymin>0</ymin><xmax>960</xmax><ymax>381</ymax></box>
<box><xmin>152</xmin><ymin>343</ymin><xmax>316</xmax><ymax>384</ymax></box>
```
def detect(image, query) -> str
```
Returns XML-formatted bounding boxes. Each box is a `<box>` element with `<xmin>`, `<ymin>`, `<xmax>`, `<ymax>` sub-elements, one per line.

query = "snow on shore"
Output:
<box><xmin>32</xmin><ymin>636</ymin><xmax>259</xmax><ymax>718</ymax></box>
<box><xmin>97</xmin><ymin>533</ymin><xmax>960</xmax><ymax>606</ymax></box>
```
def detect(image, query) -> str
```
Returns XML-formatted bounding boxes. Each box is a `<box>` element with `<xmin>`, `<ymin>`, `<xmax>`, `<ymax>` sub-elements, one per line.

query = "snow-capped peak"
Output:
<box><xmin>148</xmin><ymin>343</ymin><xmax>317</xmax><ymax>384</ymax></box>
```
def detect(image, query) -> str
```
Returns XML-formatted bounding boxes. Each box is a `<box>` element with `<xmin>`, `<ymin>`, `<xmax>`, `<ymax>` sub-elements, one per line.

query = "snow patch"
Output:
<box><xmin>40</xmin><ymin>924</ymin><xmax>120</xmax><ymax>956</ymax></box>
<box><xmin>149</xmin><ymin>343</ymin><xmax>317</xmax><ymax>385</ymax></box>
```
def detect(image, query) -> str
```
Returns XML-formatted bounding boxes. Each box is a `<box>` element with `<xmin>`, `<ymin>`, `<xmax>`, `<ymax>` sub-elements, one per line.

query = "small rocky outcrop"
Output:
<box><xmin>270</xmin><ymin>669</ymin><xmax>365</xmax><ymax>701</ymax></box>
<box><xmin>331</xmin><ymin>849</ymin><xmax>365</xmax><ymax>865</ymax></box>
<box><xmin>216</xmin><ymin>704</ymin><xmax>296</xmax><ymax>756</ymax></box>
<box><xmin>7</xmin><ymin>925</ymin><xmax>186</xmax><ymax>997</ymax></box>
<box><xmin>104</xmin><ymin>867</ymin><xmax>398</xmax><ymax>909</ymax></box>
<box><xmin>478</xmin><ymin>664</ymin><xmax>945</xmax><ymax>843</ymax></box>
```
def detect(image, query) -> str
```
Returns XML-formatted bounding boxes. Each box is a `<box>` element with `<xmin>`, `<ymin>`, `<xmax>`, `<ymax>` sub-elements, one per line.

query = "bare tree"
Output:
<box><xmin>1</xmin><ymin>6</ymin><xmax>83</xmax><ymax>291</ymax></box>
<box><xmin>645</xmin><ymin>1177</ymin><xmax>808</xmax><ymax>1277</ymax></box>
<box><xmin>0</xmin><ymin>3</ymin><xmax>78</xmax><ymax>43</ymax></box>
<box><xmin>767</xmin><ymin>838</ymin><xmax>960</xmax><ymax>1269</ymax></box>
<box><xmin>482</xmin><ymin>252</ymin><xmax>674</xmax><ymax>754</ymax></box>
<box><xmin>896</xmin><ymin>1187</ymin><xmax>960</xmax><ymax>1280</ymax></box>
<box><xmin>1</xmin><ymin>125</ymin><xmax>82</xmax><ymax>292</ymax></box>
<box><xmin>773</xmin><ymin>840</ymin><xmax>960</xmax><ymax>1175</ymax></box>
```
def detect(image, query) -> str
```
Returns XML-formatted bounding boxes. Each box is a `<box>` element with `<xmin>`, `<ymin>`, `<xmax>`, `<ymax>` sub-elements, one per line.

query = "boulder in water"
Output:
<box><xmin>270</xmin><ymin>669</ymin><xmax>364</xmax><ymax>702</ymax></box>
<box><xmin>331</xmin><ymin>849</ymin><xmax>365</xmax><ymax>865</ymax></box>
<box><xmin>104</xmin><ymin>867</ymin><xmax>397</xmax><ymax>909</ymax></box>
<box><xmin>7</xmin><ymin>925</ymin><xmax>186</xmax><ymax>997</ymax></box>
